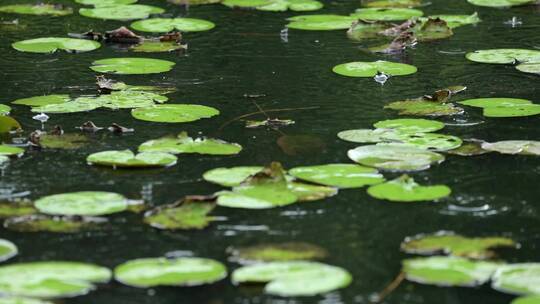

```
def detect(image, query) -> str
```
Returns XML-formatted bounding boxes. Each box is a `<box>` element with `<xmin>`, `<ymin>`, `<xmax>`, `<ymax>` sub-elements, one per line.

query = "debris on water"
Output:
<box><xmin>504</xmin><ymin>17</ymin><xmax>522</xmax><ymax>27</ymax></box>
<box><xmin>108</xmin><ymin>123</ymin><xmax>134</xmax><ymax>134</ymax></box>
<box><xmin>32</xmin><ymin>113</ymin><xmax>49</xmax><ymax>123</ymax></box>
<box><xmin>50</xmin><ymin>125</ymin><xmax>64</xmax><ymax>135</ymax></box>
<box><xmin>374</xmin><ymin>71</ymin><xmax>389</xmax><ymax>85</ymax></box>
<box><xmin>243</xmin><ymin>93</ymin><xmax>267</xmax><ymax>98</ymax></box>
<box><xmin>280</xmin><ymin>28</ymin><xmax>288</xmax><ymax>43</ymax></box>
<box><xmin>77</xmin><ymin>121</ymin><xmax>103</xmax><ymax>132</ymax></box>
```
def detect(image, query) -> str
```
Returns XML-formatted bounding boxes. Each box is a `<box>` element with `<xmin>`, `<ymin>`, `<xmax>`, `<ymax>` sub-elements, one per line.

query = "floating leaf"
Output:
<box><xmin>367</xmin><ymin>175</ymin><xmax>451</xmax><ymax>202</ymax></box>
<box><xmin>0</xmin><ymin>116</ymin><xmax>21</xmax><ymax>133</ymax></box>
<box><xmin>170</xmin><ymin>0</ymin><xmax>221</xmax><ymax>5</ymax></box>
<box><xmin>223</xmin><ymin>0</ymin><xmax>323</xmax><ymax>11</ymax></box>
<box><xmin>0</xmin><ymin>261</ymin><xmax>111</xmax><ymax>298</ymax></box>
<box><xmin>425</xmin><ymin>13</ymin><xmax>481</xmax><ymax>28</ymax></box>
<box><xmin>458</xmin><ymin>98</ymin><xmax>540</xmax><ymax>117</ymax></box>
<box><xmin>414</xmin><ymin>18</ymin><xmax>453</xmax><ymax>42</ymax></box>
<box><xmin>131</xmin><ymin>104</ymin><xmax>219</xmax><ymax>123</ymax></box>
<box><xmin>403</xmin><ymin>256</ymin><xmax>500</xmax><ymax>287</ymax></box>
<box><xmin>12</xmin><ymin>37</ymin><xmax>100</xmax><ymax>54</ymax></box>
<box><xmin>12</xmin><ymin>94</ymin><xmax>70</xmax><ymax>107</ymax></box>
<box><xmin>75</xmin><ymin>0</ymin><xmax>137</xmax><ymax>6</ymax></box>
<box><xmin>114</xmin><ymin>257</ymin><xmax>227</xmax><ymax>287</ymax></box>
<box><xmin>362</xmin><ymin>0</ymin><xmax>423</xmax><ymax>8</ymax></box>
<box><xmin>0</xmin><ymin>105</ymin><xmax>11</xmax><ymax>116</ymax></box>
<box><xmin>351</xmin><ymin>8</ymin><xmax>423</xmax><ymax>21</ymax></box>
<box><xmin>458</xmin><ymin>97</ymin><xmax>532</xmax><ymax>108</ymax></box>
<box><xmin>289</xmin><ymin>164</ymin><xmax>384</xmax><ymax>188</ymax></box>
<box><xmin>79</xmin><ymin>4</ymin><xmax>165</xmax><ymax>20</ymax></box>
<box><xmin>0</xmin><ymin>4</ymin><xmax>73</xmax><ymax>16</ymax></box>
<box><xmin>401</xmin><ymin>232</ymin><xmax>516</xmax><ymax>259</ymax></box>
<box><xmin>35</xmin><ymin>191</ymin><xmax>128</xmax><ymax>216</ymax></box>
<box><xmin>131</xmin><ymin>41</ymin><xmax>186</xmax><ymax>53</ymax></box>
<box><xmin>99</xmin><ymin>90</ymin><xmax>168</xmax><ymax>109</ymax></box>
<box><xmin>373</xmin><ymin>118</ymin><xmax>445</xmax><ymax>133</ymax></box>
<box><xmin>447</xmin><ymin>140</ymin><xmax>489</xmax><ymax>156</ymax></box>
<box><xmin>203</xmin><ymin>166</ymin><xmax>264</xmax><ymax>187</ymax></box>
<box><xmin>229</xmin><ymin>243</ymin><xmax>328</xmax><ymax>263</ymax></box>
<box><xmin>348</xmin><ymin>144</ymin><xmax>445</xmax><ymax>171</ymax></box>
<box><xmin>513</xmin><ymin>297</ymin><xmax>540</xmax><ymax>304</ymax></box>
<box><xmin>288</xmin><ymin>182</ymin><xmax>337</xmax><ymax>201</ymax></box>
<box><xmin>467</xmin><ymin>0</ymin><xmax>536</xmax><ymax>7</ymax></box>
<box><xmin>0</xmin><ymin>239</ymin><xmax>17</xmax><ymax>262</ymax></box>
<box><xmin>232</xmin><ymin>261</ymin><xmax>352</xmax><ymax>296</ymax></box>
<box><xmin>31</xmin><ymin>97</ymin><xmax>103</xmax><ymax>114</ymax></box>
<box><xmin>481</xmin><ymin>140</ymin><xmax>540</xmax><ymax>155</ymax></box>
<box><xmin>339</xmin><ymin>129</ymin><xmax>461</xmax><ymax>151</ymax></box>
<box><xmin>0</xmin><ymin>298</ymin><xmax>53</xmax><ymax>304</ymax></box>
<box><xmin>144</xmin><ymin>196</ymin><xmax>216</xmax><ymax>230</ymax></box>
<box><xmin>38</xmin><ymin>133</ymin><xmax>88</xmax><ymax>149</ymax></box>
<box><xmin>139</xmin><ymin>132</ymin><xmax>242</xmax><ymax>155</ymax></box>
<box><xmin>333</xmin><ymin>61</ymin><xmax>417</xmax><ymax>77</ymax></box>
<box><xmin>90</xmin><ymin>58</ymin><xmax>175</xmax><ymax>75</ymax></box>
<box><xmin>347</xmin><ymin>20</ymin><xmax>390</xmax><ymax>40</ymax></box>
<box><xmin>131</xmin><ymin>18</ymin><xmax>215</xmax><ymax>33</ymax></box>
<box><xmin>492</xmin><ymin>264</ymin><xmax>540</xmax><ymax>295</ymax></box>
<box><xmin>385</xmin><ymin>100</ymin><xmax>464</xmax><ymax>116</ymax></box>
<box><xmin>4</xmin><ymin>215</ymin><xmax>106</xmax><ymax>233</ymax></box>
<box><xmin>516</xmin><ymin>62</ymin><xmax>540</xmax><ymax>74</ymax></box>
<box><xmin>0</xmin><ymin>145</ymin><xmax>24</xmax><ymax>156</ymax></box>
<box><xmin>287</xmin><ymin>15</ymin><xmax>358</xmax><ymax>31</ymax></box>
<box><xmin>466</xmin><ymin>49</ymin><xmax>540</xmax><ymax>65</ymax></box>
<box><xmin>0</xmin><ymin>200</ymin><xmax>37</xmax><ymax>218</ymax></box>
<box><xmin>87</xmin><ymin>150</ymin><xmax>177</xmax><ymax>168</ymax></box>
<box><xmin>221</xmin><ymin>0</ymin><xmax>272</xmax><ymax>8</ymax></box>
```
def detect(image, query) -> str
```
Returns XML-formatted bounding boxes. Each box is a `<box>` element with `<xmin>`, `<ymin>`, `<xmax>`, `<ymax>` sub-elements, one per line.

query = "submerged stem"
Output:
<box><xmin>371</xmin><ymin>272</ymin><xmax>405</xmax><ymax>303</ymax></box>
<box><xmin>218</xmin><ymin>106</ymin><xmax>319</xmax><ymax>131</ymax></box>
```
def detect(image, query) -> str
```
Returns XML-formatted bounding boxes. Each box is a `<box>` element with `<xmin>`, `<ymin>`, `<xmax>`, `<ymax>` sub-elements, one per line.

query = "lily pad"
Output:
<box><xmin>287</xmin><ymin>15</ymin><xmax>358</xmax><ymax>31</ymax></box>
<box><xmin>203</xmin><ymin>166</ymin><xmax>264</xmax><ymax>187</ymax></box>
<box><xmin>425</xmin><ymin>13</ymin><xmax>481</xmax><ymax>28</ymax></box>
<box><xmin>0</xmin><ymin>145</ymin><xmax>24</xmax><ymax>156</ymax></box>
<box><xmin>347</xmin><ymin>20</ymin><xmax>391</xmax><ymax>40</ymax></box>
<box><xmin>0</xmin><ymin>4</ymin><xmax>73</xmax><ymax>16</ymax></box>
<box><xmin>0</xmin><ymin>261</ymin><xmax>111</xmax><ymax>298</ymax></box>
<box><xmin>131</xmin><ymin>104</ymin><xmax>219</xmax><ymax>123</ymax></box>
<box><xmin>0</xmin><ymin>298</ymin><xmax>53</xmax><ymax>304</ymax></box>
<box><xmin>131</xmin><ymin>41</ymin><xmax>186</xmax><ymax>53</ymax></box>
<box><xmin>374</xmin><ymin>118</ymin><xmax>445</xmax><ymax>133</ymax></box>
<box><xmin>91</xmin><ymin>58</ymin><xmax>175</xmax><ymax>75</ymax></box>
<box><xmin>4</xmin><ymin>215</ymin><xmax>106</xmax><ymax>233</ymax></box>
<box><xmin>12</xmin><ymin>94</ymin><xmax>70</xmax><ymax>107</ymax></box>
<box><xmin>348</xmin><ymin>144</ymin><xmax>445</xmax><ymax>171</ymax></box>
<box><xmin>232</xmin><ymin>261</ymin><xmax>352</xmax><ymax>296</ymax></box>
<box><xmin>79</xmin><ymin>5</ymin><xmax>165</xmax><ymax>20</ymax></box>
<box><xmin>338</xmin><ymin>128</ymin><xmax>401</xmax><ymax>143</ymax></box>
<box><xmin>12</xmin><ymin>37</ymin><xmax>100</xmax><ymax>54</ymax></box>
<box><xmin>401</xmin><ymin>232</ymin><xmax>516</xmax><ymax>259</ymax></box>
<box><xmin>87</xmin><ymin>150</ymin><xmax>177</xmax><ymax>168</ymax></box>
<box><xmin>31</xmin><ymin>97</ymin><xmax>103</xmax><ymax>113</ymax></box>
<box><xmin>0</xmin><ymin>239</ymin><xmax>17</xmax><ymax>262</ymax></box>
<box><xmin>467</xmin><ymin>0</ymin><xmax>536</xmax><ymax>7</ymax></box>
<box><xmin>367</xmin><ymin>175</ymin><xmax>451</xmax><ymax>202</ymax></box>
<box><xmin>144</xmin><ymin>196</ymin><xmax>216</xmax><ymax>230</ymax></box>
<box><xmin>114</xmin><ymin>257</ymin><xmax>227</xmax><ymax>287</ymax></box>
<box><xmin>333</xmin><ymin>61</ymin><xmax>417</xmax><ymax>77</ymax></box>
<box><xmin>221</xmin><ymin>0</ymin><xmax>272</xmax><ymax>8</ymax></box>
<box><xmin>403</xmin><ymin>256</ymin><xmax>500</xmax><ymax>287</ymax></box>
<box><xmin>414</xmin><ymin>18</ymin><xmax>453</xmax><ymax>41</ymax></box>
<box><xmin>513</xmin><ymin>297</ymin><xmax>540</xmax><ymax>304</ymax></box>
<box><xmin>458</xmin><ymin>97</ymin><xmax>533</xmax><ymax>108</ymax></box>
<box><xmin>99</xmin><ymin>90</ymin><xmax>168</xmax><ymax>109</ymax></box>
<box><xmin>516</xmin><ymin>62</ymin><xmax>540</xmax><ymax>74</ymax></box>
<box><xmin>0</xmin><ymin>200</ymin><xmax>37</xmax><ymax>218</ymax></box>
<box><xmin>229</xmin><ymin>243</ymin><xmax>328</xmax><ymax>263</ymax></box>
<box><xmin>223</xmin><ymin>0</ymin><xmax>323</xmax><ymax>11</ymax></box>
<box><xmin>39</xmin><ymin>133</ymin><xmax>88</xmax><ymax>149</ymax></box>
<box><xmin>139</xmin><ymin>132</ymin><xmax>242</xmax><ymax>155</ymax></box>
<box><xmin>385</xmin><ymin>100</ymin><xmax>464</xmax><ymax>116</ymax></box>
<box><xmin>466</xmin><ymin>49</ymin><xmax>540</xmax><ymax>64</ymax></box>
<box><xmin>0</xmin><ymin>116</ymin><xmax>21</xmax><ymax>133</ymax></box>
<box><xmin>481</xmin><ymin>140</ymin><xmax>540</xmax><ymax>155</ymax></box>
<box><xmin>289</xmin><ymin>164</ymin><xmax>384</xmax><ymax>188</ymax></box>
<box><xmin>76</xmin><ymin>0</ymin><xmax>137</xmax><ymax>6</ymax></box>
<box><xmin>447</xmin><ymin>140</ymin><xmax>489</xmax><ymax>156</ymax></box>
<box><xmin>458</xmin><ymin>98</ymin><xmax>540</xmax><ymax>117</ymax></box>
<box><xmin>287</xmin><ymin>182</ymin><xmax>337</xmax><ymax>201</ymax></box>
<box><xmin>351</xmin><ymin>8</ymin><xmax>423</xmax><ymax>21</ymax></box>
<box><xmin>362</xmin><ymin>0</ymin><xmax>423</xmax><ymax>8</ymax></box>
<box><xmin>131</xmin><ymin>18</ymin><xmax>215</xmax><ymax>33</ymax></box>
<box><xmin>35</xmin><ymin>191</ymin><xmax>129</xmax><ymax>216</ymax></box>
<box><xmin>0</xmin><ymin>105</ymin><xmax>11</xmax><ymax>116</ymax></box>
<box><xmin>492</xmin><ymin>264</ymin><xmax>540</xmax><ymax>295</ymax></box>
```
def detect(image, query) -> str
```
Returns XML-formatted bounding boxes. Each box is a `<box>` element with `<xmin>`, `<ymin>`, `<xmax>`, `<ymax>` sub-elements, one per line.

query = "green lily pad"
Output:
<box><xmin>385</xmin><ymin>100</ymin><xmax>464</xmax><ymax>116</ymax></box>
<box><xmin>459</xmin><ymin>98</ymin><xmax>533</xmax><ymax>108</ymax></box>
<box><xmin>131</xmin><ymin>104</ymin><xmax>219</xmax><ymax>123</ymax></box>
<box><xmin>144</xmin><ymin>196</ymin><xmax>216</xmax><ymax>230</ymax></box>
<box><xmin>0</xmin><ymin>116</ymin><xmax>21</xmax><ymax>133</ymax></box>
<box><xmin>232</xmin><ymin>261</ymin><xmax>352</xmax><ymax>296</ymax></box>
<box><xmin>339</xmin><ymin>129</ymin><xmax>461</xmax><ymax>151</ymax></box>
<box><xmin>0</xmin><ymin>298</ymin><xmax>53</xmax><ymax>304</ymax></box>
<box><xmin>0</xmin><ymin>4</ymin><xmax>73</xmax><ymax>16</ymax></box>
<box><xmin>374</xmin><ymin>118</ymin><xmax>445</xmax><ymax>133</ymax></box>
<box><xmin>12</xmin><ymin>94</ymin><xmax>70</xmax><ymax>107</ymax></box>
<box><xmin>131</xmin><ymin>18</ymin><xmax>215</xmax><ymax>33</ymax></box>
<box><xmin>287</xmin><ymin>182</ymin><xmax>337</xmax><ymax>202</ymax></box>
<box><xmin>367</xmin><ymin>175</ymin><xmax>451</xmax><ymax>202</ymax></box>
<box><xmin>363</xmin><ymin>0</ymin><xmax>423</xmax><ymax>8</ymax></box>
<box><xmin>425</xmin><ymin>13</ymin><xmax>481</xmax><ymax>28</ymax></box>
<box><xmin>12</xmin><ymin>37</ymin><xmax>100</xmax><ymax>54</ymax></box>
<box><xmin>0</xmin><ymin>145</ymin><xmax>24</xmax><ymax>156</ymax></box>
<box><xmin>87</xmin><ymin>150</ymin><xmax>177</xmax><ymax>168</ymax></box>
<box><xmin>513</xmin><ymin>297</ymin><xmax>540</xmax><ymax>304</ymax></box>
<box><xmin>90</xmin><ymin>58</ymin><xmax>175</xmax><ymax>75</ymax></box>
<box><xmin>458</xmin><ymin>98</ymin><xmax>540</xmax><ymax>117</ymax></box>
<box><xmin>447</xmin><ymin>140</ymin><xmax>490</xmax><ymax>156</ymax></box>
<box><xmin>76</xmin><ymin>0</ymin><xmax>137</xmax><ymax>6</ymax></box>
<box><xmin>35</xmin><ymin>191</ymin><xmax>129</xmax><ymax>216</ymax></box>
<box><xmin>203</xmin><ymin>166</ymin><xmax>264</xmax><ymax>187</ymax></box>
<box><xmin>0</xmin><ymin>105</ymin><xmax>11</xmax><ymax>116</ymax></box>
<box><xmin>467</xmin><ymin>0</ymin><xmax>536</xmax><ymax>7</ymax></box>
<box><xmin>516</xmin><ymin>62</ymin><xmax>540</xmax><ymax>74</ymax></box>
<box><xmin>466</xmin><ymin>49</ymin><xmax>540</xmax><ymax>64</ymax></box>
<box><xmin>492</xmin><ymin>264</ymin><xmax>540</xmax><ymax>295</ymax></box>
<box><xmin>99</xmin><ymin>90</ymin><xmax>168</xmax><ymax>109</ymax></box>
<box><xmin>403</xmin><ymin>256</ymin><xmax>500</xmax><ymax>287</ymax></box>
<box><xmin>224</xmin><ymin>0</ymin><xmax>323</xmax><ymax>11</ymax></box>
<box><xmin>4</xmin><ymin>215</ymin><xmax>106</xmax><ymax>233</ymax></box>
<box><xmin>114</xmin><ymin>257</ymin><xmax>227</xmax><ymax>287</ymax></box>
<box><xmin>414</xmin><ymin>18</ymin><xmax>453</xmax><ymax>42</ymax></box>
<box><xmin>221</xmin><ymin>0</ymin><xmax>272</xmax><ymax>7</ymax></box>
<box><xmin>0</xmin><ymin>261</ymin><xmax>111</xmax><ymax>298</ymax></box>
<box><xmin>229</xmin><ymin>243</ymin><xmax>328</xmax><ymax>263</ymax></box>
<box><xmin>401</xmin><ymin>232</ymin><xmax>516</xmax><ymax>259</ymax></box>
<box><xmin>0</xmin><ymin>239</ymin><xmax>17</xmax><ymax>262</ymax></box>
<box><xmin>481</xmin><ymin>140</ymin><xmax>540</xmax><ymax>155</ymax></box>
<box><xmin>351</xmin><ymin>8</ymin><xmax>423</xmax><ymax>21</ymax></box>
<box><xmin>348</xmin><ymin>144</ymin><xmax>445</xmax><ymax>171</ymax></box>
<box><xmin>31</xmin><ymin>97</ymin><xmax>103</xmax><ymax>113</ymax></box>
<box><xmin>333</xmin><ymin>61</ymin><xmax>417</xmax><ymax>77</ymax></box>
<box><xmin>289</xmin><ymin>164</ymin><xmax>384</xmax><ymax>188</ymax></box>
<box><xmin>347</xmin><ymin>20</ymin><xmax>390</xmax><ymax>40</ymax></box>
<box><xmin>0</xmin><ymin>200</ymin><xmax>37</xmax><ymax>218</ymax></box>
<box><xmin>39</xmin><ymin>133</ymin><xmax>88</xmax><ymax>149</ymax></box>
<box><xmin>139</xmin><ymin>132</ymin><xmax>242</xmax><ymax>155</ymax></box>
<box><xmin>337</xmin><ymin>128</ymin><xmax>401</xmax><ymax>143</ymax></box>
<box><xmin>287</xmin><ymin>15</ymin><xmax>358</xmax><ymax>31</ymax></box>
<box><xmin>131</xmin><ymin>41</ymin><xmax>186</xmax><ymax>53</ymax></box>
<box><xmin>79</xmin><ymin>4</ymin><xmax>165</xmax><ymax>20</ymax></box>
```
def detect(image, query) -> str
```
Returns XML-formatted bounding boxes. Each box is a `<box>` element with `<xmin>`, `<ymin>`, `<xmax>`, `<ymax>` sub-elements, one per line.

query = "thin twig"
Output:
<box><xmin>218</xmin><ymin>106</ymin><xmax>319</xmax><ymax>131</ymax></box>
<box><xmin>371</xmin><ymin>272</ymin><xmax>405</xmax><ymax>303</ymax></box>
<box><xmin>252</xmin><ymin>101</ymin><xmax>270</xmax><ymax>119</ymax></box>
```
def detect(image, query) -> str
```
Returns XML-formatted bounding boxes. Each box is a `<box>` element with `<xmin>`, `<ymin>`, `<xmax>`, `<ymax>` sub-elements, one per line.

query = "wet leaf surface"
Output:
<box><xmin>367</xmin><ymin>175</ymin><xmax>451</xmax><ymax>202</ymax></box>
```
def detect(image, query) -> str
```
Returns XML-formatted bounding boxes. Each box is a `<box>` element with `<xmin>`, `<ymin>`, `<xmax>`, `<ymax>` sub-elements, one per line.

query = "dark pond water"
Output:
<box><xmin>1</xmin><ymin>0</ymin><xmax>540</xmax><ymax>303</ymax></box>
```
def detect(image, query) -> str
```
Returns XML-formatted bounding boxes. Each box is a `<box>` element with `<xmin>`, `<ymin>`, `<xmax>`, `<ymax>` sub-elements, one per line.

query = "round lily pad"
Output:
<box><xmin>288</xmin><ymin>182</ymin><xmax>337</xmax><ymax>202</ymax></box>
<box><xmin>348</xmin><ymin>144</ymin><xmax>445</xmax><ymax>171</ymax></box>
<box><xmin>223</xmin><ymin>0</ymin><xmax>323</xmax><ymax>11</ymax></box>
<box><xmin>232</xmin><ymin>261</ymin><xmax>352</xmax><ymax>296</ymax></box>
<box><xmin>467</xmin><ymin>0</ymin><xmax>535</xmax><ymax>7</ymax></box>
<box><xmin>90</xmin><ymin>58</ymin><xmax>175</xmax><ymax>75</ymax></box>
<box><xmin>351</xmin><ymin>8</ymin><xmax>423</xmax><ymax>21</ymax></box>
<box><xmin>114</xmin><ymin>257</ymin><xmax>227</xmax><ymax>287</ymax></box>
<box><xmin>0</xmin><ymin>105</ymin><xmax>11</xmax><ymax>116</ymax></box>
<box><xmin>79</xmin><ymin>4</ymin><xmax>165</xmax><ymax>20</ymax></box>
<box><xmin>31</xmin><ymin>97</ymin><xmax>103</xmax><ymax>114</ymax></box>
<box><xmin>333</xmin><ymin>61</ymin><xmax>417</xmax><ymax>77</ymax></box>
<box><xmin>222</xmin><ymin>0</ymin><xmax>272</xmax><ymax>7</ymax></box>
<box><xmin>363</xmin><ymin>0</ymin><xmax>423</xmax><ymax>8</ymax></box>
<box><xmin>516</xmin><ymin>62</ymin><xmax>540</xmax><ymax>74</ymax></box>
<box><xmin>0</xmin><ymin>145</ymin><xmax>24</xmax><ymax>156</ymax></box>
<box><xmin>144</xmin><ymin>199</ymin><xmax>216</xmax><ymax>230</ymax></box>
<box><xmin>0</xmin><ymin>298</ymin><xmax>53</xmax><ymax>304</ymax></box>
<box><xmin>0</xmin><ymin>116</ymin><xmax>21</xmax><ymax>134</ymax></box>
<box><xmin>87</xmin><ymin>150</ymin><xmax>177</xmax><ymax>168</ymax></box>
<box><xmin>0</xmin><ymin>200</ymin><xmax>37</xmax><ymax>218</ymax></box>
<box><xmin>131</xmin><ymin>18</ymin><xmax>215</xmax><ymax>33</ymax></box>
<box><xmin>367</xmin><ymin>175</ymin><xmax>451</xmax><ymax>202</ymax></box>
<box><xmin>131</xmin><ymin>41</ymin><xmax>185</xmax><ymax>53</ymax></box>
<box><xmin>289</xmin><ymin>164</ymin><xmax>384</xmax><ymax>188</ymax></box>
<box><xmin>139</xmin><ymin>132</ymin><xmax>242</xmax><ymax>155</ymax></box>
<box><xmin>76</xmin><ymin>0</ymin><xmax>137</xmax><ymax>6</ymax></box>
<box><xmin>286</xmin><ymin>15</ymin><xmax>358</xmax><ymax>31</ymax></box>
<box><xmin>131</xmin><ymin>104</ymin><xmax>219</xmax><ymax>123</ymax></box>
<box><xmin>466</xmin><ymin>49</ymin><xmax>540</xmax><ymax>64</ymax></box>
<box><xmin>458</xmin><ymin>98</ymin><xmax>540</xmax><ymax>118</ymax></box>
<box><xmin>229</xmin><ymin>243</ymin><xmax>328</xmax><ymax>263</ymax></box>
<box><xmin>12</xmin><ymin>37</ymin><xmax>100</xmax><ymax>54</ymax></box>
<box><xmin>4</xmin><ymin>215</ymin><xmax>106</xmax><ymax>233</ymax></box>
<box><xmin>203</xmin><ymin>166</ymin><xmax>263</xmax><ymax>187</ymax></box>
<box><xmin>492</xmin><ymin>264</ymin><xmax>540</xmax><ymax>295</ymax></box>
<box><xmin>35</xmin><ymin>191</ymin><xmax>128</xmax><ymax>216</ymax></box>
<box><xmin>12</xmin><ymin>94</ymin><xmax>70</xmax><ymax>107</ymax></box>
<box><xmin>426</xmin><ymin>13</ymin><xmax>481</xmax><ymax>28</ymax></box>
<box><xmin>403</xmin><ymin>256</ymin><xmax>500</xmax><ymax>287</ymax></box>
<box><xmin>459</xmin><ymin>97</ymin><xmax>532</xmax><ymax>108</ymax></box>
<box><xmin>338</xmin><ymin>128</ymin><xmax>403</xmax><ymax>143</ymax></box>
<box><xmin>0</xmin><ymin>4</ymin><xmax>73</xmax><ymax>16</ymax></box>
<box><xmin>0</xmin><ymin>239</ymin><xmax>17</xmax><ymax>262</ymax></box>
<box><xmin>481</xmin><ymin>140</ymin><xmax>540</xmax><ymax>155</ymax></box>
<box><xmin>373</xmin><ymin>118</ymin><xmax>445</xmax><ymax>133</ymax></box>
<box><xmin>513</xmin><ymin>297</ymin><xmax>540</xmax><ymax>304</ymax></box>
<box><xmin>385</xmin><ymin>100</ymin><xmax>464</xmax><ymax>116</ymax></box>
<box><xmin>0</xmin><ymin>261</ymin><xmax>111</xmax><ymax>298</ymax></box>
<box><xmin>217</xmin><ymin>182</ymin><xmax>298</xmax><ymax>209</ymax></box>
